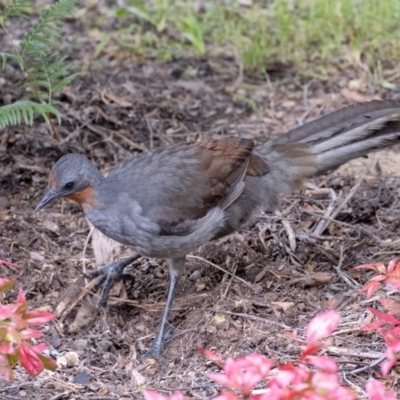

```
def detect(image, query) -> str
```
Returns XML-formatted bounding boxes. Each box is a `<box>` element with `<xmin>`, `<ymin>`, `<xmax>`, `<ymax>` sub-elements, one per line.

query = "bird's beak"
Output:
<box><xmin>35</xmin><ymin>188</ymin><xmax>59</xmax><ymax>212</ymax></box>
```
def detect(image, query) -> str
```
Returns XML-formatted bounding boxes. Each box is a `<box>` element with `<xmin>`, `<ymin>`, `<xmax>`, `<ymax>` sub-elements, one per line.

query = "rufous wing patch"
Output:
<box><xmin>247</xmin><ymin>153</ymin><xmax>269</xmax><ymax>176</ymax></box>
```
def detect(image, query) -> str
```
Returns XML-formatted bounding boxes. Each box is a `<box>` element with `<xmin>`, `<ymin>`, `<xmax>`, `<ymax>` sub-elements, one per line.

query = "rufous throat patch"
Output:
<box><xmin>66</xmin><ymin>186</ymin><xmax>97</xmax><ymax>209</ymax></box>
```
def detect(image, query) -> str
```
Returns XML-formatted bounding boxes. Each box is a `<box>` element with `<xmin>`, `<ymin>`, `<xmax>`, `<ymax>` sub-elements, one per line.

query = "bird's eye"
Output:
<box><xmin>64</xmin><ymin>181</ymin><xmax>75</xmax><ymax>190</ymax></box>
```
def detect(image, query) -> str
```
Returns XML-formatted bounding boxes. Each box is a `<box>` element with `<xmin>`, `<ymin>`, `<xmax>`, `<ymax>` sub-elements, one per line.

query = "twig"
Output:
<box><xmin>359</xmin><ymin>295</ymin><xmax>381</xmax><ymax>305</ymax></box>
<box><xmin>276</xmin><ymin>211</ymin><xmax>296</xmax><ymax>251</ymax></box>
<box><xmin>326</xmin><ymin>346</ymin><xmax>384</xmax><ymax>359</ymax></box>
<box><xmin>145</xmin><ymin>116</ymin><xmax>154</xmax><ymax>150</ymax></box>
<box><xmin>17</xmin><ymin>163</ymin><xmax>48</xmax><ymax>173</ymax></box>
<box><xmin>296</xmin><ymin>80</ymin><xmax>314</xmax><ymax>126</ymax></box>
<box><xmin>313</xmin><ymin>179</ymin><xmax>363</xmax><ymax>236</ymax></box>
<box><xmin>218</xmin><ymin>310</ymin><xmax>291</xmax><ymax>330</ymax></box>
<box><xmin>48</xmin><ymin>392</ymin><xmax>73</xmax><ymax>400</ymax></box>
<box><xmin>350</xmin><ymin>355</ymin><xmax>386</xmax><ymax>374</ymax></box>
<box><xmin>341</xmin><ymin>371</ymin><xmax>362</xmax><ymax>392</ymax></box>
<box><xmin>330</xmin><ymin>178</ymin><xmax>363</xmax><ymax>221</ymax></box>
<box><xmin>58</xmin><ymin>278</ymin><xmax>99</xmax><ymax>322</ymax></box>
<box><xmin>333</xmin><ymin>246</ymin><xmax>360</xmax><ymax>289</ymax></box>
<box><xmin>313</xmin><ymin>188</ymin><xmax>337</xmax><ymax>236</ymax></box>
<box><xmin>223</xmin><ymin>261</ymin><xmax>238</xmax><ymax>298</ymax></box>
<box><xmin>188</xmin><ymin>255</ymin><xmax>254</xmax><ymax>289</ymax></box>
<box><xmin>111</xmin><ymin>129</ymin><xmax>147</xmax><ymax>152</ymax></box>
<box><xmin>0</xmin><ymin>383</ymin><xmax>34</xmax><ymax>393</ymax></box>
<box><xmin>226</xmin><ymin>46</ymin><xmax>244</xmax><ymax>93</ymax></box>
<box><xmin>59</xmin><ymin>118</ymin><xmax>94</xmax><ymax>145</ymax></box>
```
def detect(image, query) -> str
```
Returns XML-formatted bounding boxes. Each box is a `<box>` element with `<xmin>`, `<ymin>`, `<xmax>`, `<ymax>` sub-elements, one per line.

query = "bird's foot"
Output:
<box><xmin>88</xmin><ymin>254</ymin><xmax>141</xmax><ymax>307</ymax></box>
<box><xmin>141</xmin><ymin>325</ymin><xmax>175</xmax><ymax>362</ymax></box>
<box><xmin>141</xmin><ymin>342</ymin><xmax>164</xmax><ymax>363</ymax></box>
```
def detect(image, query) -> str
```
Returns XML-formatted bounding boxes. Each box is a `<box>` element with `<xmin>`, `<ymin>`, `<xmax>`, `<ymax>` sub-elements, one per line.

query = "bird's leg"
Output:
<box><xmin>143</xmin><ymin>257</ymin><xmax>185</xmax><ymax>360</ymax></box>
<box><xmin>88</xmin><ymin>253</ymin><xmax>141</xmax><ymax>307</ymax></box>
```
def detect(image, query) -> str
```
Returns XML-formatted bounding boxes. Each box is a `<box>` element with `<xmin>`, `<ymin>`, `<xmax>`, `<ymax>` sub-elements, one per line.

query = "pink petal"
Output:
<box><xmin>0</xmin><ymin>340</ymin><xmax>15</xmax><ymax>355</ymax></box>
<box><xmin>15</xmin><ymin>289</ymin><xmax>28</xmax><ymax>314</ymax></box>
<box><xmin>0</xmin><ymin>305</ymin><xmax>14</xmax><ymax>319</ymax></box>
<box><xmin>0</xmin><ymin>354</ymin><xmax>14</xmax><ymax>381</ymax></box>
<box><xmin>354</xmin><ymin>262</ymin><xmax>386</xmax><ymax>273</ymax></box>
<box><xmin>24</xmin><ymin>310</ymin><xmax>55</xmax><ymax>326</ymax></box>
<box><xmin>18</xmin><ymin>342</ymin><xmax>45</xmax><ymax>376</ymax></box>
<box><xmin>307</xmin><ymin>311</ymin><xmax>340</xmax><ymax>344</ymax></box>
<box><xmin>143</xmin><ymin>390</ymin><xmax>169</xmax><ymax>400</ymax></box>
<box><xmin>196</xmin><ymin>345</ymin><xmax>223</xmax><ymax>364</ymax></box>
<box><xmin>369</xmin><ymin>308</ymin><xmax>400</xmax><ymax>325</ymax></box>
<box><xmin>245</xmin><ymin>353</ymin><xmax>274</xmax><ymax>375</ymax></box>
<box><xmin>19</xmin><ymin>328</ymin><xmax>44</xmax><ymax>340</ymax></box>
<box><xmin>386</xmin><ymin>259</ymin><xmax>399</xmax><ymax>274</ymax></box>
<box><xmin>212</xmin><ymin>392</ymin><xmax>241</xmax><ymax>400</ymax></box>
<box><xmin>208</xmin><ymin>372</ymin><xmax>233</xmax><ymax>388</ymax></box>
<box><xmin>142</xmin><ymin>390</ymin><xmax>187</xmax><ymax>400</ymax></box>
<box><xmin>365</xmin><ymin>379</ymin><xmax>396</xmax><ymax>400</ymax></box>
<box><xmin>307</xmin><ymin>356</ymin><xmax>338</xmax><ymax>373</ymax></box>
<box><xmin>0</xmin><ymin>259</ymin><xmax>21</xmax><ymax>268</ymax></box>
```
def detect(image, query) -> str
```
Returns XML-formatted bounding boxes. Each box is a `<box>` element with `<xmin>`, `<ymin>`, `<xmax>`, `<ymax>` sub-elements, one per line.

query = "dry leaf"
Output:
<box><xmin>381</xmin><ymin>298</ymin><xmax>400</xmax><ymax>315</ymax></box>
<box><xmin>303</xmin><ymin>272</ymin><xmax>332</xmax><ymax>287</ymax></box>
<box><xmin>340</xmin><ymin>87</ymin><xmax>379</xmax><ymax>103</ymax></box>
<box><xmin>271</xmin><ymin>301</ymin><xmax>294</xmax><ymax>312</ymax></box>
<box><xmin>101</xmin><ymin>90</ymin><xmax>133</xmax><ymax>107</ymax></box>
<box><xmin>69</xmin><ymin>300</ymin><xmax>98</xmax><ymax>332</ymax></box>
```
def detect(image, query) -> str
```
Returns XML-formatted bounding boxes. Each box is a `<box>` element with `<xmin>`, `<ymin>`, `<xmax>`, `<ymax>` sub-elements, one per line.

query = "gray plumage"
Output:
<box><xmin>36</xmin><ymin>100</ymin><xmax>400</xmax><ymax>358</ymax></box>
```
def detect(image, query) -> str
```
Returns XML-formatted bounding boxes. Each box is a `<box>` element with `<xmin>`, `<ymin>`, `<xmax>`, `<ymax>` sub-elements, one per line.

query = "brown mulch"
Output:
<box><xmin>2</xmin><ymin>10</ymin><xmax>400</xmax><ymax>400</ymax></box>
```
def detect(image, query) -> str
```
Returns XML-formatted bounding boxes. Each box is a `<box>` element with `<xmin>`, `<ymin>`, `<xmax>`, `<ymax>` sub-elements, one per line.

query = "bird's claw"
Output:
<box><xmin>141</xmin><ymin>325</ymin><xmax>175</xmax><ymax>362</ymax></box>
<box><xmin>87</xmin><ymin>254</ymin><xmax>141</xmax><ymax>308</ymax></box>
<box><xmin>88</xmin><ymin>261</ymin><xmax>126</xmax><ymax>307</ymax></box>
<box><xmin>141</xmin><ymin>344</ymin><xmax>164</xmax><ymax>363</ymax></box>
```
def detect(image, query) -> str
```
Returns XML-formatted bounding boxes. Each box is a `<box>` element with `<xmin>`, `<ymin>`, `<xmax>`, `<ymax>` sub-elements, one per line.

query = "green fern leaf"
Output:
<box><xmin>0</xmin><ymin>101</ymin><xmax>60</xmax><ymax>129</ymax></box>
<box><xmin>0</xmin><ymin>0</ymin><xmax>29</xmax><ymax>21</ymax></box>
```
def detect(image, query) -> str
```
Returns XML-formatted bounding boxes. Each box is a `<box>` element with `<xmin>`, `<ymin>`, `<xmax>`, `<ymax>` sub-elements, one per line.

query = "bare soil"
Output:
<box><xmin>1</xmin><ymin>13</ymin><xmax>400</xmax><ymax>400</ymax></box>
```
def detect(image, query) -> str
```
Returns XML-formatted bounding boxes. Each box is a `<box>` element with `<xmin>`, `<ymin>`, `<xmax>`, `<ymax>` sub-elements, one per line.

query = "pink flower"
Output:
<box><xmin>209</xmin><ymin>353</ymin><xmax>274</xmax><ymax>396</ymax></box>
<box><xmin>381</xmin><ymin>339</ymin><xmax>400</xmax><ymax>376</ymax></box>
<box><xmin>143</xmin><ymin>390</ymin><xmax>187</xmax><ymax>400</ymax></box>
<box><xmin>365</xmin><ymin>379</ymin><xmax>396</xmax><ymax>400</ymax></box>
<box><xmin>307</xmin><ymin>311</ymin><xmax>340</xmax><ymax>344</ymax></box>
<box><xmin>308</xmin><ymin>356</ymin><xmax>338</xmax><ymax>373</ymax></box>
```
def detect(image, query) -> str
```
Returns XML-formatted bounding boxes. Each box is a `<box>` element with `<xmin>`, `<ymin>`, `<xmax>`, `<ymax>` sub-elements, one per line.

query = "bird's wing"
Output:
<box><xmin>107</xmin><ymin>137</ymin><xmax>269</xmax><ymax>235</ymax></box>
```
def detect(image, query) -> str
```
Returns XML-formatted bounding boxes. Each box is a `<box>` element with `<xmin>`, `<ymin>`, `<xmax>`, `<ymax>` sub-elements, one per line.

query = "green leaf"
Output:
<box><xmin>51</xmin><ymin>73</ymin><xmax>79</xmax><ymax>93</ymax></box>
<box><xmin>127</xmin><ymin>0</ymin><xmax>153</xmax><ymax>24</ymax></box>
<box><xmin>0</xmin><ymin>101</ymin><xmax>60</xmax><ymax>129</ymax></box>
<box><xmin>0</xmin><ymin>0</ymin><xmax>30</xmax><ymax>21</ymax></box>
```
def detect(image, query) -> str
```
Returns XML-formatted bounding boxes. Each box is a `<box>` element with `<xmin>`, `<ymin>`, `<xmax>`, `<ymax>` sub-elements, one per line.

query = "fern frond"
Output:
<box><xmin>0</xmin><ymin>0</ymin><xmax>76</xmax><ymax>136</ymax></box>
<box><xmin>21</xmin><ymin>0</ymin><xmax>76</xmax><ymax>54</ymax></box>
<box><xmin>0</xmin><ymin>0</ymin><xmax>29</xmax><ymax>21</ymax></box>
<box><xmin>0</xmin><ymin>100</ymin><xmax>60</xmax><ymax>129</ymax></box>
<box><xmin>17</xmin><ymin>0</ymin><xmax>77</xmax><ymax>102</ymax></box>
<box><xmin>0</xmin><ymin>52</ymin><xmax>21</xmax><ymax>69</ymax></box>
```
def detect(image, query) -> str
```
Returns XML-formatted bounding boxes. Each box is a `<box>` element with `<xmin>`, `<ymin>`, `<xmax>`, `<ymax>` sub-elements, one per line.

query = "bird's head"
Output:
<box><xmin>36</xmin><ymin>153</ymin><xmax>102</xmax><ymax>212</ymax></box>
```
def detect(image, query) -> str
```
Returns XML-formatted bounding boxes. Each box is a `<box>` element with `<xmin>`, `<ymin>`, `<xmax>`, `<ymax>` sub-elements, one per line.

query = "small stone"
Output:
<box><xmin>189</xmin><ymin>270</ymin><xmax>201</xmax><ymax>281</ymax></box>
<box><xmin>30</xmin><ymin>252</ymin><xmax>45</xmax><ymax>261</ymax></box>
<box><xmin>0</xmin><ymin>196</ymin><xmax>9</xmax><ymax>209</ymax></box>
<box><xmin>74</xmin><ymin>370</ymin><xmax>90</xmax><ymax>384</ymax></box>
<box><xmin>73</xmin><ymin>339</ymin><xmax>89</xmax><ymax>350</ymax></box>
<box><xmin>97</xmin><ymin>340</ymin><xmax>113</xmax><ymax>351</ymax></box>
<box><xmin>57</xmin><ymin>356</ymin><xmax>68</xmax><ymax>368</ymax></box>
<box><xmin>42</xmin><ymin>220</ymin><xmax>60</xmax><ymax>233</ymax></box>
<box><xmin>57</xmin><ymin>351</ymin><xmax>79</xmax><ymax>368</ymax></box>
